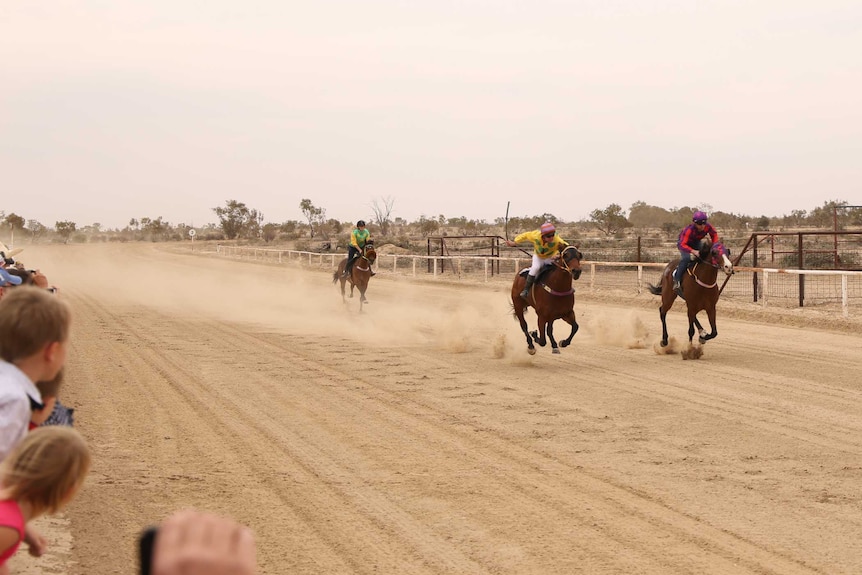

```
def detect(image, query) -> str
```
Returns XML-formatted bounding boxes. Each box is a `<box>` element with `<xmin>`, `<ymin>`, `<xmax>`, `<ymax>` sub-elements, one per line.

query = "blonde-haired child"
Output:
<box><xmin>0</xmin><ymin>287</ymin><xmax>71</xmax><ymax>460</ymax></box>
<box><xmin>0</xmin><ymin>427</ymin><xmax>91</xmax><ymax>574</ymax></box>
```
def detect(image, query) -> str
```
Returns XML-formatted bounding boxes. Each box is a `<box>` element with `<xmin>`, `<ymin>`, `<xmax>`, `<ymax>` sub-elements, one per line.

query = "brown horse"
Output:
<box><xmin>647</xmin><ymin>237</ymin><xmax>734</xmax><ymax>347</ymax></box>
<box><xmin>332</xmin><ymin>243</ymin><xmax>377</xmax><ymax>312</ymax></box>
<box><xmin>511</xmin><ymin>246</ymin><xmax>583</xmax><ymax>355</ymax></box>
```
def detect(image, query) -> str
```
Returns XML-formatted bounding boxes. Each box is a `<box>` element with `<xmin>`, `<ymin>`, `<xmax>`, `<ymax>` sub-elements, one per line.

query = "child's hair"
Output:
<box><xmin>0</xmin><ymin>286</ymin><xmax>71</xmax><ymax>362</ymax></box>
<box><xmin>36</xmin><ymin>367</ymin><xmax>65</xmax><ymax>399</ymax></box>
<box><xmin>0</xmin><ymin>427</ymin><xmax>90</xmax><ymax>517</ymax></box>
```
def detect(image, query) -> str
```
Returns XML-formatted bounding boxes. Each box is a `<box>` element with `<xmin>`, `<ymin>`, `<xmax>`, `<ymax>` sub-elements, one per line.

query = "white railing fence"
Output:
<box><xmin>214</xmin><ymin>245</ymin><xmax>862</xmax><ymax>318</ymax></box>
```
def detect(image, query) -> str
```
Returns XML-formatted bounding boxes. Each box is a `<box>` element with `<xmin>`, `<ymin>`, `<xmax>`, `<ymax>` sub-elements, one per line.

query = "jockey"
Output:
<box><xmin>343</xmin><ymin>220</ymin><xmax>375</xmax><ymax>277</ymax></box>
<box><xmin>674</xmin><ymin>210</ymin><xmax>720</xmax><ymax>294</ymax></box>
<box><xmin>506</xmin><ymin>222</ymin><xmax>568</xmax><ymax>300</ymax></box>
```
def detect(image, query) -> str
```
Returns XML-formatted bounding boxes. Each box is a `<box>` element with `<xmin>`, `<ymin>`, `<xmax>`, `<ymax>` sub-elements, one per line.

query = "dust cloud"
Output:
<box><xmin>23</xmin><ymin>244</ymin><xmax>522</xmax><ymax>355</ymax></box>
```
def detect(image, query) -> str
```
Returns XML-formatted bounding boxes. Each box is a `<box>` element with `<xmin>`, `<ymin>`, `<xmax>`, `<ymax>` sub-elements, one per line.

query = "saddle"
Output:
<box><xmin>518</xmin><ymin>264</ymin><xmax>556</xmax><ymax>283</ymax></box>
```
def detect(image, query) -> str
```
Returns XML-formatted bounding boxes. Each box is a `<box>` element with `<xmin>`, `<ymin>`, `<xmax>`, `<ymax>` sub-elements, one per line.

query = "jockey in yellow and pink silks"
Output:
<box><xmin>506</xmin><ymin>222</ymin><xmax>568</xmax><ymax>300</ymax></box>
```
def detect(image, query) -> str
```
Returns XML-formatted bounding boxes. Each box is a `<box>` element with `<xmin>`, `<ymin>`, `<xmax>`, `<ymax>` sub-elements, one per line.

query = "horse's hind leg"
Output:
<box><xmin>515</xmin><ymin>308</ymin><xmax>536</xmax><ymax>355</ymax></box>
<box><xmin>559</xmin><ymin>311</ymin><xmax>579</xmax><ymax>348</ymax></box>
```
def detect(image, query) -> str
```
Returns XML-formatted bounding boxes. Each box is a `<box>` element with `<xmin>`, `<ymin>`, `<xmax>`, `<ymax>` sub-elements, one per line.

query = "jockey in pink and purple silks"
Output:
<box><xmin>674</xmin><ymin>210</ymin><xmax>720</xmax><ymax>293</ymax></box>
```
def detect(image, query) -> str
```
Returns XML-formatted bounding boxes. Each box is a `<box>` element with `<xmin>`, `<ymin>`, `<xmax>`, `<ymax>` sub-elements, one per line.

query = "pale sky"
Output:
<box><xmin>2</xmin><ymin>1</ymin><xmax>860</xmax><ymax>230</ymax></box>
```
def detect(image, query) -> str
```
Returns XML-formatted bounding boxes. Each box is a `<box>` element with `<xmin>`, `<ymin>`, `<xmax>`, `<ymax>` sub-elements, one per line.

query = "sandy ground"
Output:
<box><xmin>8</xmin><ymin>242</ymin><xmax>862</xmax><ymax>575</ymax></box>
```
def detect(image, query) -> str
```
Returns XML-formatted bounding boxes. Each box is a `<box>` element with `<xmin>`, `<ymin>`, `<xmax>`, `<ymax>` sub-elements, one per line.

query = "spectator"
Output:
<box><xmin>0</xmin><ymin>427</ymin><xmax>91</xmax><ymax>573</ymax></box>
<box><xmin>149</xmin><ymin>509</ymin><xmax>257</xmax><ymax>575</ymax></box>
<box><xmin>0</xmin><ymin>287</ymin><xmax>71</xmax><ymax>461</ymax></box>
<box><xmin>30</xmin><ymin>368</ymin><xmax>65</xmax><ymax>430</ymax></box>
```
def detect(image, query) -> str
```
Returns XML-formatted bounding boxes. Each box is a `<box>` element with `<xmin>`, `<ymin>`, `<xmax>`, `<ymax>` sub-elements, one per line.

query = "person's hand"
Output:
<box><xmin>24</xmin><ymin>526</ymin><xmax>47</xmax><ymax>557</ymax></box>
<box><xmin>505</xmin><ymin>240</ymin><xmax>516</xmax><ymax>247</ymax></box>
<box><xmin>153</xmin><ymin>510</ymin><xmax>256</xmax><ymax>575</ymax></box>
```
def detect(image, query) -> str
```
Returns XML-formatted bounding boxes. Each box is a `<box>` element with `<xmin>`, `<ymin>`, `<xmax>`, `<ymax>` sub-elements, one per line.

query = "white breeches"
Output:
<box><xmin>529</xmin><ymin>255</ymin><xmax>554</xmax><ymax>276</ymax></box>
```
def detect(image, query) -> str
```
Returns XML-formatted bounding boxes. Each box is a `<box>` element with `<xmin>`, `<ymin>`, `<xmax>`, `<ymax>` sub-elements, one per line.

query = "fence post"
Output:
<box><xmin>484</xmin><ymin>258</ymin><xmax>489</xmax><ymax>282</ymax></box>
<box><xmin>762</xmin><ymin>270</ymin><xmax>769</xmax><ymax>308</ymax></box>
<box><xmin>842</xmin><ymin>275</ymin><xmax>849</xmax><ymax>318</ymax></box>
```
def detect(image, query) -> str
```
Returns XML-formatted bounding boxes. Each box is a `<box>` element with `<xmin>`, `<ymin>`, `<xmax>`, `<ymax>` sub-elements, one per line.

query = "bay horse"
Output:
<box><xmin>332</xmin><ymin>242</ymin><xmax>377</xmax><ymax>312</ymax></box>
<box><xmin>647</xmin><ymin>237</ymin><xmax>734</xmax><ymax>347</ymax></box>
<box><xmin>511</xmin><ymin>246</ymin><xmax>583</xmax><ymax>355</ymax></box>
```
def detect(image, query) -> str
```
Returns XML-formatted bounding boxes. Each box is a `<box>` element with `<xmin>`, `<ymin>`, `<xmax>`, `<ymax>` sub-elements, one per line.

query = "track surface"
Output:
<box><xmin>10</xmin><ymin>243</ymin><xmax>862</xmax><ymax>574</ymax></box>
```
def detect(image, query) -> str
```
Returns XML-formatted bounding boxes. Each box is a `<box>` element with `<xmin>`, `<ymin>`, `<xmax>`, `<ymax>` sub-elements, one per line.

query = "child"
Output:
<box><xmin>30</xmin><ymin>369</ymin><xmax>64</xmax><ymax>430</ymax></box>
<box><xmin>0</xmin><ymin>287</ymin><xmax>71</xmax><ymax>461</ymax></box>
<box><xmin>0</xmin><ymin>427</ymin><xmax>91</xmax><ymax>573</ymax></box>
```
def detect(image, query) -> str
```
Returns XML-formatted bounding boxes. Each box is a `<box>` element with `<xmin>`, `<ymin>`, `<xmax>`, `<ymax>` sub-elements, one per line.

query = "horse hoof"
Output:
<box><xmin>660</xmin><ymin>340</ymin><xmax>668</xmax><ymax>347</ymax></box>
<box><xmin>552</xmin><ymin>348</ymin><xmax>560</xmax><ymax>355</ymax></box>
<box><xmin>527</xmin><ymin>347</ymin><xmax>536</xmax><ymax>355</ymax></box>
<box><xmin>560</xmin><ymin>341</ymin><xmax>570</xmax><ymax>348</ymax></box>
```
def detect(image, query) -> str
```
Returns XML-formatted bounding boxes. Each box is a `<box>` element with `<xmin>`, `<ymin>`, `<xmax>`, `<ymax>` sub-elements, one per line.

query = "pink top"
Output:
<box><xmin>0</xmin><ymin>499</ymin><xmax>25</xmax><ymax>564</ymax></box>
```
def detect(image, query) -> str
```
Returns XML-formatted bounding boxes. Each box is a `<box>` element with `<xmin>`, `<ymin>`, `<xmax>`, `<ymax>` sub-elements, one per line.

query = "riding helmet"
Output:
<box><xmin>357</xmin><ymin>220</ymin><xmax>366</xmax><ymax>227</ymax></box>
<box><xmin>692</xmin><ymin>211</ymin><xmax>708</xmax><ymax>223</ymax></box>
<box><xmin>540</xmin><ymin>222</ymin><xmax>556</xmax><ymax>236</ymax></box>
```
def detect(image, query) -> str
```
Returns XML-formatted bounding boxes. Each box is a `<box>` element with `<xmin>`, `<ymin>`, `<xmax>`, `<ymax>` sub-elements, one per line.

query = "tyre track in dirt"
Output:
<box><xmin>189</xmin><ymin>317</ymin><xmax>832</xmax><ymax>574</ymax></box>
<box><xmin>68</xmin><ymin>291</ymin><xmax>491</xmax><ymax>574</ymax></box>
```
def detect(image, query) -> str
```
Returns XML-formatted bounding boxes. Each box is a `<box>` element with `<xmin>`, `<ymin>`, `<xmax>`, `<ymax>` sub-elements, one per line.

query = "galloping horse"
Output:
<box><xmin>332</xmin><ymin>241</ymin><xmax>377</xmax><ymax>312</ymax></box>
<box><xmin>511</xmin><ymin>246</ymin><xmax>583</xmax><ymax>355</ymax></box>
<box><xmin>647</xmin><ymin>237</ymin><xmax>734</xmax><ymax>347</ymax></box>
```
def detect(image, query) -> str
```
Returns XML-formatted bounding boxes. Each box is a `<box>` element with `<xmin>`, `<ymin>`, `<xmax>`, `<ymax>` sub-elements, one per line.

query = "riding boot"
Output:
<box><xmin>520</xmin><ymin>275</ymin><xmax>536</xmax><ymax>300</ymax></box>
<box><xmin>672</xmin><ymin>273</ymin><xmax>682</xmax><ymax>295</ymax></box>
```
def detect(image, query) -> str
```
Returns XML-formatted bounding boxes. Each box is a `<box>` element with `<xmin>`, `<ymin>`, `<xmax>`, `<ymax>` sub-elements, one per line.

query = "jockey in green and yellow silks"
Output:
<box><xmin>343</xmin><ymin>220</ymin><xmax>375</xmax><ymax>277</ymax></box>
<box><xmin>506</xmin><ymin>222</ymin><xmax>568</xmax><ymax>300</ymax></box>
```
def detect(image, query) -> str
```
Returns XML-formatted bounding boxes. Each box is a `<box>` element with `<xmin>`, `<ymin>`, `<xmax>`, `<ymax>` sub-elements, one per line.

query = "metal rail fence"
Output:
<box><xmin>215</xmin><ymin>245</ymin><xmax>862</xmax><ymax>318</ymax></box>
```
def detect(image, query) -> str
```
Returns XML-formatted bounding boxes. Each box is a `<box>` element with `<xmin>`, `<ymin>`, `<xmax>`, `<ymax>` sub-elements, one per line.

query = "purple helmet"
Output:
<box><xmin>692</xmin><ymin>211</ymin><xmax>708</xmax><ymax>223</ymax></box>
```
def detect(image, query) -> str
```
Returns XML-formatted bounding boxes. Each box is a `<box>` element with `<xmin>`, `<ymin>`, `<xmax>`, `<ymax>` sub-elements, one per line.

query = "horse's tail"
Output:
<box><xmin>332</xmin><ymin>270</ymin><xmax>340</xmax><ymax>284</ymax></box>
<box><xmin>646</xmin><ymin>283</ymin><xmax>662</xmax><ymax>296</ymax></box>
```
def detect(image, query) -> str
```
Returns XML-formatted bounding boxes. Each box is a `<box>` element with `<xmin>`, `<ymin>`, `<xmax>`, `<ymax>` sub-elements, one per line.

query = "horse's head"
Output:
<box><xmin>559</xmin><ymin>246</ymin><xmax>583</xmax><ymax>280</ymax></box>
<box><xmin>363</xmin><ymin>240</ymin><xmax>377</xmax><ymax>264</ymax></box>
<box><xmin>698</xmin><ymin>237</ymin><xmax>733</xmax><ymax>276</ymax></box>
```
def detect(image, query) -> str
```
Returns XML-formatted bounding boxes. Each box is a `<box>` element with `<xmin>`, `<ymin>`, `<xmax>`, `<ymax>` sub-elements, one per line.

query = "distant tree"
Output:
<box><xmin>809</xmin><ymin>200</ymin><xmax>847</xmax><ymax>229</ymax></box>
<box><xmin>55</xmin><ymin>221</ymin><xmax>77</xmax><ymax>244</ymax></box>
<box><xmin>589</xmin><ymin>204</ymin><xmax>631</xmax><ymax>236</ymax></box>
<box><xmin>418</xmin><ymin>215</ymin><xmax>439</xmax><ymax>237</ymax></box>
<box><xmin>754</xmin><ymin>216</ymin><xmax>770</xmax><ymax>231</ymax></box>
<box><xmin>299</xmin><ymin>199</ymin><xmax>326</xmax><ymax>238</ymax></box>
<box><xmin>370</xmin><ymin>196</ymin><xmax>395</xmax><ymax>236</ymax></box>
<box><xmin>3</xmin><ymin>213</ymin><xmax>25</xmax><ymax>245</ymax></box>
<box><xmin>213</xmin><ymin>200</ymin><xmax>260</xmax><ymax>239</ymax></box>
<box><xmin>261</xmin><ymin>223</ymin><xmax>279</xmax><ymax>242</ymax></box>
<box><xmin>26</xmin><ymin>220</ymin><xmax>47</xmax><ymax>242</ymax></box>
<box><xmin>628</xmin><ymin>201</ymin><xmax>673</xmax><ymax>229</ymax></box>
<box><xmin>142</xmin><ymin>216</ymin><xmax>168</xmax><ymax>241</ymax></box>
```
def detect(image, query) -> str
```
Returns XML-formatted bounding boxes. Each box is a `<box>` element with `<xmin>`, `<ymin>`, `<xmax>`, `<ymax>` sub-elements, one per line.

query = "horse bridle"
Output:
<box><xmin>355</xmin><ymin>248</ymin><xmax>376</xmax><ymax>272</ymax></box>
<box><xmin>555</xmin><ymin>246</ymin><xmax>582</xmax><ymax>272</ymax></box>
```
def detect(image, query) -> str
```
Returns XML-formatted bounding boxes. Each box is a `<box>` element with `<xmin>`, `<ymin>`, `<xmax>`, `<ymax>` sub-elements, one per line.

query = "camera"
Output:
<box><xmin>138</xmin><ymin>527</ymin><xmax>157</xmax><ymax>575</ymax></box>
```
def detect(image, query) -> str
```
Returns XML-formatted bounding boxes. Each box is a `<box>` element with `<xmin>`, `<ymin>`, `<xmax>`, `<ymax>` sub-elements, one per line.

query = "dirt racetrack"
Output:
<box><xmin>8</xmin><ymin>242</ymin><xmax>862</xmax><ymax>575</ymax></box>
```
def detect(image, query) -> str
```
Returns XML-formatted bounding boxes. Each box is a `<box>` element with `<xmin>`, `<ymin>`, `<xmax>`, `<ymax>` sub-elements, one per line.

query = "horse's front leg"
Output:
<box><xmin>699</xmin><ymin>308</ymin><xmax>718</xmax><ymax>343</ymax></box>
<box><xmin>659</xmin><ymin>307</ymin><xmax>670</xmax><ymax>347</ymax></box>
<box><xmin>687</xmin><ymin>311</ymin><xmax>700</xmax><ymax>344</ymax></box>
<box><xmin>546</xmin><ymin>320</ymin><xmax>561</xmax><ymax>354</ymax></box>
<box><xmin>529</xmin><ymin>315</ymin><xmax>548</xmax><ymax>347</ymax></box>
<box><xmin>559</xmin><ymin>310</ymin><xmax>579</xmax><ymax>348</ymax></box>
